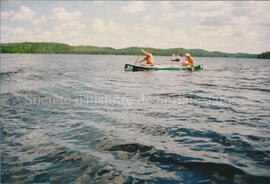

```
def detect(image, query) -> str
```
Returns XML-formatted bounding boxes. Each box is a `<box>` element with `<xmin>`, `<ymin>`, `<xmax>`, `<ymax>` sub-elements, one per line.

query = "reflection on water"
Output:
<box><xmin>1</xmin><ymin>54</ymin><xmax>270</xmax><ymax>184</ymax></box>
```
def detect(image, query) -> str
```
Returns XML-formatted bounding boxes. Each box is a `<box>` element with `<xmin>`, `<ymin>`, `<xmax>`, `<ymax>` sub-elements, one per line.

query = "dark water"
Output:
<box><xmin>1</xmin><ymin>54</ymin><xmax>270</xmax><ymax>184</ymax></box>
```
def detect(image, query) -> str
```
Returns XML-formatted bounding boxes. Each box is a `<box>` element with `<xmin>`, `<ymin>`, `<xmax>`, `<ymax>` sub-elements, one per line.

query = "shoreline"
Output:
<box><xmin>0</xmin><ymin>42</ymin><xmax>258</xmax><ymax>58</ymax></box>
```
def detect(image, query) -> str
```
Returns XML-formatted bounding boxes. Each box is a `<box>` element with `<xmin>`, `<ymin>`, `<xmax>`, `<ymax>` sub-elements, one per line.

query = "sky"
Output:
<box><xmin>1</xmin><ymin>1</ymin><xmax>270</xmax><ymax>54</ymax></box>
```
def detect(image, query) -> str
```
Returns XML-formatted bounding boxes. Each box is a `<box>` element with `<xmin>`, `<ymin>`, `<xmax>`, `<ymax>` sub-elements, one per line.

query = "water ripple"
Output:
<box><xmin>1</xmin><ymin>54</ymin><xmax>270</xmax><ymax>184</ymax></box>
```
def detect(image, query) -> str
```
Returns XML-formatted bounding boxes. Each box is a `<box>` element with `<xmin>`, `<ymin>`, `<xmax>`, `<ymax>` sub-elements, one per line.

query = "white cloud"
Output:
<box><xmin>146</xmin><ymin>26</ymin><xmax>168</xmax><ymax>37</ymax></box>
<box><xmin>60</xmin><ymin>20</ymin><xmax>86</xmax><ymax>30</ymax></box>
<box><xmin>188</xmin><ymin>1</ymin><xmax>270</xmax><ymax>52</ymax></box>
<box><xmin>88</xmin><ymin>18</ymin><xmax>131</xmax><ymax>47</ymax></box>
<box><xmin>191</xmin><ymin>8</ymin><xmax>229</xmax><ymax>19</ymax></box>
<box><xmin>183</xmin><ymin>1</ymin><xmax>233</xmax><ymax>20</ymax></box>
<box><xmin>133</xmin><ymin>24</ymin><xmax>168</xmax><ymax>37</ymax></box>
<box><xmin>11</xmin><ymin>6</ymin><xmax>35</xmax><ymax>21</ymax></box>
<box><xmin>160</xmin><ymin>2</ymin><xmax>173</xmax><ymax>10</ymax></box>
<box><xmin>50</xmin><ymin>7</ymin><xmax>82</xmax><ymax>22</ymax></box>
<box><xmin>92</xmin><ymin>18</ymin><xmax>106</xmax><ymax>32</ymax></box>
<box><xmin>48</xmin><ymin>7</ymin><xmax>85</xmax><ymax>37</ymax></box>
<box><xmin>93</xmin><ymin>1</ymin><xmax>105</xmax><ymax>5</ymax></box>
<box><xmin>141</xmin><ymin>14</ymin><xmax>153</xmax><ymax>22</ymax></box>
<box><xmin>1</xmin><ymin>26</ymin><xmax>13</xmax><ymax>42</ymax></box>
<box><xmin>132</xmin><ymin>24</ymin><xmax>189</xmax><ymax>48</ymax></box>
<box><xmin>1</xmin><ymin>26</ymin><xmax>34</xmax><ymax>43</ymax></box>
<box><xmin>1</xmin><ymin>10</ymin><xmax>14</xmax><ymax>20</ymax></box>
<box><xmin>192</xmin><ymin>25</ymin><xmax>234</xmax><ymax>38</ymax></box>
<box><xmin>161</xmin><ymin>12</ymin><xmax>186</xmax><ymax>22</ymax></box>
<box><xmin>37</xmin><ymin>30</ymin><xmax>52</xmax><ymax>41</ymax></box>
<box><xmin>121</xmin><ymin>1</ymin><xmax>146</xmax><ymax>13</ymax></box>
<box><xmin>13</xmin><ymin>27</ymin><xmax>28</xmax><ymax>35</ymax></box>
<box><xmin>51</xmin><ymin>27</ymin><xmax>66</xmax><ymax>42</ymax></box>
<box><xmin>32</xmin><ymin>15</ymin><xmax>47</xmax><ymax>26</ymax></box>
<box><xmin>92</xmin><ymin>18</ymin><xmax>127</xmax><ymax>35</ymax></box>
<box><xmin>192</xmin><ymin>1</ymin><xmax>270</xmax><ymax>27</ymax></box>
<box><xmin>107</xmin><ymin>21</ymin><xmax>127</xmax><ymax>35</ymax></box>
<box><xmin>190</xmin><ymin>22</ymin><xmax>269</xmax><ymax>53</ymax></box>
<box><xmin>246</xmin><ymin>2</ymin><xmax>270</xmax><ymax>26</ymax></box>
<box><xmin>133</xmin><ymin>24</ymin><xmax>143</xmax><ymax>31</ymax></box>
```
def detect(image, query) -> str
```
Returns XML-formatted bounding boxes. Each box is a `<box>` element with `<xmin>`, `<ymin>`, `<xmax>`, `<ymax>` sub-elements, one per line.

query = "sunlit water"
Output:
<box><xmin>1</xmin><ymin>54</ymin><xmax>270</xmax><ymax>184</ymax></box>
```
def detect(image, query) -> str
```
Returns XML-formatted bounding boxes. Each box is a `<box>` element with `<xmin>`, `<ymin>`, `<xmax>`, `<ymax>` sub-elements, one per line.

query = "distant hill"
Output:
<box><xmin>0</xmin><ymin>42</ymin><xmax>257</xmax><ymax>58</ymax></box>
<box><xmin>257</xmin><ymin>51</ymin><xmax>270</xmax><ymax>59</ymax></box>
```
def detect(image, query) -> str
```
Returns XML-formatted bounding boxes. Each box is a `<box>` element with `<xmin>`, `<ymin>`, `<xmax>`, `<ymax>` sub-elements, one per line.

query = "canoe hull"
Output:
<box><xmin>124</xmin><ymin>64</ymin><xmax>203</xmax><ymax>71</ymax></box>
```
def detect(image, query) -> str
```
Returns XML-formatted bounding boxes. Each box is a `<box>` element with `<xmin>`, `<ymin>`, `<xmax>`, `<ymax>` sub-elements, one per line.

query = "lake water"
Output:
<box><xmin>1</xmin><ymin>54</ymin><xmax>270</xmax><ymax>184</ymax></box>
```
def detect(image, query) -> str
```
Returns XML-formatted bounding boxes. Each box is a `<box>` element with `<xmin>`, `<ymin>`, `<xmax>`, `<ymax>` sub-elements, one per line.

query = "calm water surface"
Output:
<box><xmin>1</xmin><ymin>54</ymin><xmax>270</xmax><ymax>184</ymax></box>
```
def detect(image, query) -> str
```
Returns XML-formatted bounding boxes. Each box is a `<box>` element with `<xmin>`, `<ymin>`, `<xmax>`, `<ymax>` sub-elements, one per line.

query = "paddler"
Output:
<box><xmin>169</xmin><ymin>54</ymin><xmax>176</xmax><ymax>62</ymax></box>
<box><xmin>169</xmin><ymin>53</ymin><xmax>180</xmax><ymax>62</ymax></box>
<box><xmin>135</xmin><ymin>49</ymin><xmax>155</xmax><ymax>66</ymax></box>
<box><xmin>175</xmin><ymin>54</ymin><xmax>181</xmax><ymax>61</ymax></box>
<box><xmin>181</xmin><ymin>53</ymin><xmax>195</xmax><ymax>71</ymax></box>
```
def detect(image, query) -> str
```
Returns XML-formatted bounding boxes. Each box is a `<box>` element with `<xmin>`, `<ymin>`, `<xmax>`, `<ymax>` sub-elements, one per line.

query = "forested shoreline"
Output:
<box><xmin>0</xmin><ymin>42</ymin><xmax>259</xmax><ymax>58</ymax></box>
<box><xmin>257</xmin><ymin>51</ymin><xmax>270</xmax><ymax>59</ymax></box>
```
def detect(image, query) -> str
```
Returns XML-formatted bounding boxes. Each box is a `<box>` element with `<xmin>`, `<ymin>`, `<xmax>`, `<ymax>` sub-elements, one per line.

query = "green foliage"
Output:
<box><xmin>0</xmin><ymin>42</ymin><xmax>71</xmax><ymax>54</ymax></box>
<box><xmin>257</xmin><ymin>51</ymin><xmax>270</xmax><ymax>59</ymax></box>
<box><xmin>0</xmin><ymin>42</ymin><xmax>257</xmax><ymax>58</ymax></box>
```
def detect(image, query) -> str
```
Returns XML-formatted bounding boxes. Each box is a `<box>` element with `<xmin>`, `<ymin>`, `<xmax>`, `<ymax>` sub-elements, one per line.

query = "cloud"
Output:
<box><xmin>1</xmin><ymin>26</ymin><xmax>13</xmax><ymax>42</ymax></box>
<box><xmin>48</xmin><ymin>7</ymin><xmax>85</xmax><ymax>36</ymax></box>
<box><xmin>199</xmin><ymin>2</ymin><xmax>270</xmax><ymax>27</ymax></box>
<box><xmin>50</xmin><ymin>7</ymin><xmax>82</xmax><ymax>22</ymax></box>
<box><xmin>132</xmin><ymin>24</ymin><xmax>190</xmax><ymax>48</ymax></box>
<box><xmin>60</xmin><ymin>20</ymin><xmax>86</xmax><ymax>30</ymax></box>
<box><xmin>192</xmin><ymin>1</ymin><xmax>269</xmax><ymax>28</ymax></box>
<box><xmin>247</xmin><ymin>2</ymin><xmax>270</xmax><ymax>26</ymax></box>
<box><xmin>1</xmin><ymin>26</ymin><xmax>34</xmax><ymax>43</ymax></box>
<box><xmin>93</xmin><ymin>1</ymin><xmax>105</xmax><ymax>5</ymax></box>
<box><xmin>36</xmin><ymin>30</ymin><xmax>52</xmax><ymax>41</ymax></box>
<box><xmin>190</xmin><ymin>21</ymin><xmax>270</xmax><ymax>53</ymax></box>
<box><xmin>107</xmin><ymin>21</ymin><xmax>127</xmax><ymax>35</ymax></box>
<box><xmin>160</xmin><ymin>2</ymin><xmax>173</xmax><ymax>10</ymax></box>
<box><xmin>92</xmin><ymin>18</ymin><xmax>106</xmax><ymax>32</ymax></box>
<box><xmin>192</xmin><ymin>25</ymin><xmax>234</xmax><ymax>38</ymax></box>
<box><xmin>32</xmin><ymin>15</ymin><xmax>47</xmax><ymax>26</ymax></box>
<box><xmin>133</xmin><ymin>24</ymin><xmax>168</xmax><ymax>37</ymax></box>
<box><xmin>89</xmin><ymin>18</ymin><xmax>131</xmax><ymax>47</ymax></box>
<box><xmin>201</xmin><ymin>16</ymin><xmax>233</xmax><ymax>26</ymax></box>
<box><xmin>1</xmin><ymin>10</ymin><xmax>14</xmax><ymax>20</ymax></box>
<box><xmin>13</xmin><ymin>27</ymin><xmax>28</xmax><ymax>35</ymax></box>
<box><xmin>191</xmin><ymin>0</ymin><xmax>270</xmax><ymax>53</ymax></box>
<box><xmin>1</xmin><ymin>25</ymin><xmax>69</xmax><ymax>43</ymax></box>
<box><xmin>231</xmin><ymin>1</ymin><xmax>254</xmax><ymax>17</ymax></box>
<box><xmin>141</xmin><ymin>14</ymin><xmax>153</xmax><ymax>22</ymax></box>
<box><xmin>89</xmin><ymin>29</ymin><xmax>128</xmax><ymax>48</ymax></box>
<box><xmin>92</xmin><ymin>18</ymin><xmax>127</xmax><ymax>35</ymax></box>
<box><xmin>121</xmin><ymin>1</ymin><xmax>146</xmax><ymax>13</ymax></box>
<box><xmin>11</xmin><ymin>6</ymin><xmax>35</xmax><ymax>21</ymax></box>
<box><xmin>146</xmin><ymin>26</ymin><xmax>168</xmax><ymax>37</ymax></box>
<box><xmin>185</xmin><ymin>1</ymin><xmax>233</xmax><ymax>19</ymax></box>
<box><xmin>161</xmin><ymin>12</ymin><xmax>186</xmax><ymax>22</ymax></box>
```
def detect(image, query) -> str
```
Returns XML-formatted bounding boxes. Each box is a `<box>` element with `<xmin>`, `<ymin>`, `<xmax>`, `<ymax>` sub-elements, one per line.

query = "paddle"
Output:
<box><xmin>134</xmin><ymin>55</ymin><xmax>140</xmax><ymax>65</ymax></box>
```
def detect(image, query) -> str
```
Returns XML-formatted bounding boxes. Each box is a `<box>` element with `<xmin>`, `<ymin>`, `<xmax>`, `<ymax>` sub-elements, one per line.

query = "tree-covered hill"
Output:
<box><xmin>0</xmin><ymin>42</ymin><xmax>257</xmax><ymax>58</ymax></box>
<box><xmin>257</xmin><ymin>51</ymin><xmax>270</xmax><ymax>59</ymax></box>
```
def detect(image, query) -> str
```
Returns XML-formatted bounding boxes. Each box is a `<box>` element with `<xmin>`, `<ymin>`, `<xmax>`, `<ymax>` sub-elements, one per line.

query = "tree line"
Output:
<box><xmin>0</xmin><ymin>42</ymin><xmax>258</xmax><ymax>58</ymax></box>
<box><xmin>257</xmin><ymin>51</ymin><xmax>270</xmax><ymax>59</ymax></box>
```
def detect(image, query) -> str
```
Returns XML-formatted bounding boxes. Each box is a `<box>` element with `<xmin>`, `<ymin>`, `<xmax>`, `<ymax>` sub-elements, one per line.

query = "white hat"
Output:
<box><xmin>186</xmin><ymin>53</ymin><xmax>191</xmax><ymax>57</ymax></box>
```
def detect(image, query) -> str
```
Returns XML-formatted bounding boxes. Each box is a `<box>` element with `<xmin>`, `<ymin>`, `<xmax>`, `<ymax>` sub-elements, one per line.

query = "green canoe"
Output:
<box><xmin>124</xmin><ymin>64</ymin><xmax>203</xmax><ymax>71</ymax></box>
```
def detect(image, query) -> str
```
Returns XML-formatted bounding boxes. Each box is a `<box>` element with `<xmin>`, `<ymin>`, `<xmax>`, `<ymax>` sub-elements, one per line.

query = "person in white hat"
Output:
<box><xmin>181</xmin><ymin>53</ymin><xmax>195</xmax><ymax>71</ymax></box>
